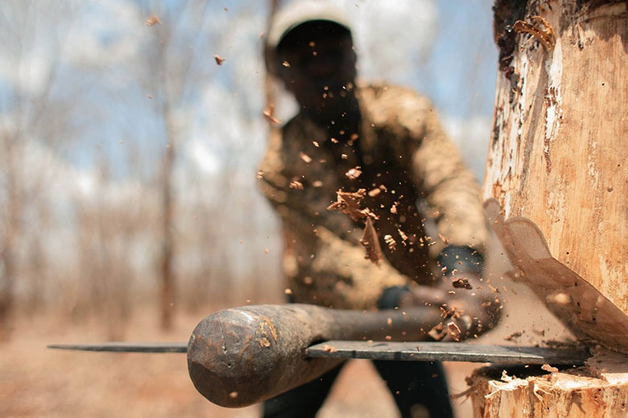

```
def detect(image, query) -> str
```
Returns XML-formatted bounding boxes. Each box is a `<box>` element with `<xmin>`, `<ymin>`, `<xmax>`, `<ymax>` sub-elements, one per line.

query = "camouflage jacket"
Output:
<box><xmin>259</xmin><ymin>83</ymin><xmax>489</xmax><ymax>310</ymax></box>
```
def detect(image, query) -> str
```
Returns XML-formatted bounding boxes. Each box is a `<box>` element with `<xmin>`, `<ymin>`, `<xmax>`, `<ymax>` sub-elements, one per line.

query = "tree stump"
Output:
<box><xmin>472</xmin><ymin>0</ymin><xmax>628</xmax><ymax>415</ymax></box>
<box><xmin>468</xmin><ymin>349</ymin><xmax>628</xmax><ymax>418</ymax></box>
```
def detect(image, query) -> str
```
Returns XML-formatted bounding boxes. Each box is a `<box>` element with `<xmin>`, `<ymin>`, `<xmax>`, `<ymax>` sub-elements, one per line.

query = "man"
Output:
<box><xmin>258</xmin><ymin>2</ymin><xmax>501</xmax><ymax>417</ymax></box>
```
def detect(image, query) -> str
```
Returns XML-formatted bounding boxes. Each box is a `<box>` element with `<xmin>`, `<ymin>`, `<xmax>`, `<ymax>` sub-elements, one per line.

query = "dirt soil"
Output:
<box><xmin>1</xmin><ymin>282</ymin><xmax>571</xmax><ymax>418</ymax></box>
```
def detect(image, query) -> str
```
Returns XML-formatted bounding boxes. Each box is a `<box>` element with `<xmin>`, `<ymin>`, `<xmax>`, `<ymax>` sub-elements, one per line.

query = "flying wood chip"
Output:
<box><xmin>146</xmin><ymin>15</ymin><xmax>161</xmax><ymax>26</ymax></box>
<box><xmin>384</xmin><ymin>234</ymin><xmax>396</xmax><ymax>251</ymax></box>
<box><xmin>263</xmin><ymin>105</ymin><xmax>280</xmax><ymax>124</ymax></box>
<box><xmin>327</xmin><ymin>189</ymin><xmax>371</xmax><ymax>222</ymax></box>
<box><xmin>345</xmin><ymin>167</ymin><xmax>362</xmax><ymax>180</ymax></box>
<box><xmin>360</xmin><ymin>217</ymin><xmax>383</xmax><ymax>266</ymax></box>
<box><xmin>299</xmin><ymin>152</ymin><xmax>312</xmax><ymax>163</ymax></box>
<box><xmin>214</xmin><ymin>55</ymin><xmax>226</xmax><ymax>65</ymax></box>
<box><xmin>428</xmin><ymin>323</ymin><xmax>447</xmax><ymax>341</ymax></box>
<box><xmin>368</xmin><ymin>188</ymin><xmax>381</xmax><ymax>197</ymax></box>
<box><xmin>452</xmin><ymin>278</ymin><xmax>473</xmax><ymax>289</ymax></box>
<box><xmin>289</xmin><ymin>180</ymin><xmax>303</xmax><ymax>190</ymax></box>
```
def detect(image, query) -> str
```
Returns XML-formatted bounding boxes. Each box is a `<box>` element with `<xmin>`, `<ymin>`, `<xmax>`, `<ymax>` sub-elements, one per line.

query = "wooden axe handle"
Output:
<box><xmin>187</xmin><ymin>303</ymin><xmax>442</xmax><ymax>407</ymax></box>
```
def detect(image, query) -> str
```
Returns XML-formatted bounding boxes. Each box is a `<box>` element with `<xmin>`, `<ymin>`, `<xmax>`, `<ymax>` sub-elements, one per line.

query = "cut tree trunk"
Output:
<box><xmin>483</xmin><ymin>0</ymin><xmax>628</xmax><ymax>352</ymax></box>
<box><xmin>473</xmin><ymin>0</ymin><xmax>628</xmax><ymax>416</ymax></box>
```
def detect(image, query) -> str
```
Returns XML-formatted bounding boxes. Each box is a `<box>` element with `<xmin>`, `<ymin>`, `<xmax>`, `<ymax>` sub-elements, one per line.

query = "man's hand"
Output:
<box><xmin>397</xmin><ymin>274</ymin><xmax>502</xmax><ymax>341</ymax></box>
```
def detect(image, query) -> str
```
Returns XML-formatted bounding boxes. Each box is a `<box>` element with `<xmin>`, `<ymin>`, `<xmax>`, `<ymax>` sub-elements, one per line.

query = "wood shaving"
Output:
<box><xmin>390</xmin><ymin>203</ymin><xmax>398</xmax><ymax>214</ymax></box>
<box><xmin>360</xmin><ymin>217</ymin><xmax>382</xmax><ymax>265</ymax></box>
<box><xmin>341</xmin><ymin>153</ymin><xmax>348</xmax><ymax>160</ymax></box>
<box><xmin>385</xmin><ymin>335</ymin><xmax>392</xmax><ymax>341</ymax></box>
<box><xmin>438</xmin><ymin>234</ymin><xmax>449</xmax><ymax>245</ymax></box>
<box><xmin>328</xmin><ymin>189</ymin><xmax>383</xmax><ymax>265</ymax></box>
<box><xmin>345</xmin><ymin>167</ymin><xmax>362</xmax><ymax>180</ymax></box>
<box><xmin>263</xmin><ymin>105</ymin><xmax>280</xmax><ymax>124</ymax></box>
<box><xmin>503</xmin><ymin>331</ymin><xmax>523</xmax><ymax>341</ymax></box>
<box><xmin>214</xmin><ymin>55</ymin><xmax>226</xmax><ymax>65</ymax></box>
<box><xmin>289</xmin><ymin>181</ymin><xmax>303</xmax><ymax>190</ymax></box>
<box><xmin>541</xmin><ymin>364</ymin><xmax>559</xmax><ymax>373</ymax></box>
<box><xmin>282</xmin><ymin>61</ymin><xmax>290</xmax><ymax>68</ymax></box>
<box><xmin>513</xmin><ymin>16</ymin><xmax>555</xmax><ymax>51</ymax></box>
<box><xmin>256</xmin><ymin>170</ymin><xmax>264</xmax><ymax>180</ymax></box>
<box><xmin>384</xmin><ymin>234</ymin><xmax>396</xmax><ymax>251</ymax></box>
<box><xmin>321</xmin><ymin>344</ymin><xmax>338</xmax><ymax>353</ymax></box>
<box><xmin>312</xmin><ymin>181</ymin><xmax>323</xmax><ymax>187</ymax></box>
<box><xmin>428</xmin><ymin>323</ymin><xmax>447</xmax><ymax>341</ymax></box>
<box><xmin>327</xmin><ymin>189</ymin><xmax>378</xmax><ymax>222</ymax></box>
<box><xmin>284</xmin><ymin>288</ymin><xmax>292</xmax><ymax>295</ymax></box>
<box><xmin>146</xmin><ymin>15</ymin><xmax>161</xmax><ymax>26</ymax></box>
<box><xmin>299</xmin><ymin>152</ymin><xmax>312</xmax><ymax>163</ymax></box>
<box><xmin>229</xmin><ymin>391</ymin><xmax>238</xmax><ymax>398</ymax></box>
<box><xmin>447</xmin><ymin>321</ymin><xmax>462</xmax><ymax>341</ymax></box>
<box><xmin>452</xmin><ymin>278</ymin><xmax>473</xmax><ymax>289</ymax></box>
<box><xmin>368</xmin><ymin>188</ymin><xmax>381</xmax><ymax>197</ymax></box>
<box><xmin>397</xmin><ymin>228</ymin><xmax>408</xmax><ymax>246</ymax></box>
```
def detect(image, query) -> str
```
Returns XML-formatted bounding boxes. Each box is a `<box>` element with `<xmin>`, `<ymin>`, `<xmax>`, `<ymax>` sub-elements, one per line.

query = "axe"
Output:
<box><xmin>49</xmin><ymin>304</ymin><xmax>589</xmax><ymax>408</ymax></box>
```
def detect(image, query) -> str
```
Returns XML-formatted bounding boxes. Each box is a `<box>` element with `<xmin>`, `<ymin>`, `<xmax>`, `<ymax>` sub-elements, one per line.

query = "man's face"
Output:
<box><xmin>276</xmin><ymin>22</ymin><xmax>357</xmax><ymax>123</ymax></box>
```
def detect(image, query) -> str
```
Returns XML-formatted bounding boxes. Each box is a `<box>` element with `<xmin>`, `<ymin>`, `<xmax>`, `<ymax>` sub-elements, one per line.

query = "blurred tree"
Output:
<box><xmin>134</xmin><ymin>0</ymin><xmax>211</xmax><ymax>330</ymax></box>
<box><xmin>0</xmin><ymin>0</ymin><xmax>77</xmax><ymax>341</ymax></box>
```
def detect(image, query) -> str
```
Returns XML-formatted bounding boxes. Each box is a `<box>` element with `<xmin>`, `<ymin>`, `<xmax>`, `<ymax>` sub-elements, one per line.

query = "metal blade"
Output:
<box><xmin>47</xmin><ymin>342</ymin><xmax>187</xmax><ymax>353</ymax></box>
<box><xmin>306</xmin><ymin>341</ymin><xmax>589</xmax><ymax>365</ymax></box>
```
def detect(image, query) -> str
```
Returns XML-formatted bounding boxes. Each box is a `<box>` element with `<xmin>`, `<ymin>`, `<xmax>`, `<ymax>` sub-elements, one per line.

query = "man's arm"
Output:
<box><xmin>402</xmin><ymin>99</ymin><xmax>490</xmax><ymax>256</ymax></box>
<box><xmin>382</xmin><ymin>90</ymin><xmax>500</xmax><ymax>338</ymax></box>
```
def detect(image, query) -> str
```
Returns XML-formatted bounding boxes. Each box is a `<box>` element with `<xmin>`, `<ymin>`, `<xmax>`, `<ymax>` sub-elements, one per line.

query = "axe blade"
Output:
<box><xmin>306</xmin><ymin>341</ymin><xmax>590</xmax><ymax>365</ymax></box>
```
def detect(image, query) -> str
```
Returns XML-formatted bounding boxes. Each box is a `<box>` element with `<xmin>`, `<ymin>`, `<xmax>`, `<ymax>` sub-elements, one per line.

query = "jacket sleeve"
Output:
<box><xmin>258</xmin><ymin>131</ymin><xmax>412</xmax><ymax>310</ymax></box>
<box><xmin>398</xmin><ymin>95</ymin><xmax>489</xmax><ymax>256</ymax></box>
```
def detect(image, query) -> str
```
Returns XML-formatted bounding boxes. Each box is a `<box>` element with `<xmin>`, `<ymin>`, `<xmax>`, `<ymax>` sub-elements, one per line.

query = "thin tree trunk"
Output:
<box><xmin>0</xmin><ymin>135</ymin><xmax>20</xmax><ymax>342</ymax></box>
<box><xmin>160</xmin><ymin>106</ymin><xmax>176</xmax><ymax>331</ymax></box>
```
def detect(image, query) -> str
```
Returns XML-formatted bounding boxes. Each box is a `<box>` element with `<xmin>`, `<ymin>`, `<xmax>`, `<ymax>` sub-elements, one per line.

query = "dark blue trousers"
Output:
<box><xmin>262</xmin><ymin>360</ymin><xmax>454</xmax><ymax>418</ymax></box>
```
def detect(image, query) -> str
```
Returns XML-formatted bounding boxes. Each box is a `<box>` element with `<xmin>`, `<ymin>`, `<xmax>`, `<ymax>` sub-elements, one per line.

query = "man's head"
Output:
<box><xmin>267</xmin><ymin>2</ymin><xmax>358</xmax><ymax>125</ymax></box>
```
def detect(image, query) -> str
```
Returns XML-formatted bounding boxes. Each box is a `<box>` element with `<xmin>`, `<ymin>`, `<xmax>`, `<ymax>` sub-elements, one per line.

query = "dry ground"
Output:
<box><xmin>1</xmin><ymin>280</ymin><xmax>571</xmax><ymax>418</ymax></box>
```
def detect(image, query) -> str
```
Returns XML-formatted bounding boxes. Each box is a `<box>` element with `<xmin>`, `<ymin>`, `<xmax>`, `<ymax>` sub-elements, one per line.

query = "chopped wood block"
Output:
<box><xmin>468</xmin><ymin>349</ymin><xmax>628</xmax><ymax>418</ymax></box>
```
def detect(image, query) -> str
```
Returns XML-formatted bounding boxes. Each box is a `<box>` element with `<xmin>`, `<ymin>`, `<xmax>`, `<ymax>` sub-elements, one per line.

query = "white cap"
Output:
<box><xmin>267</xmin><ymin>1</ymin><xmax>352</xmax><ymax>49</ymax></box>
